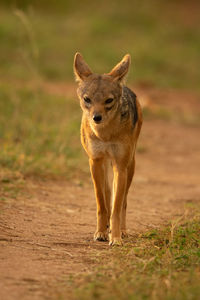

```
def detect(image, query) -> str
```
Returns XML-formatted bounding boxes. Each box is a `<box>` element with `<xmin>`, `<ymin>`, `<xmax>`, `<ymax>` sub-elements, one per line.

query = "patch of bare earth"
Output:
<box><xmin>0</xmin><ymin>85</ymin><xmax>200</xmax><ymax>300</ymax></box>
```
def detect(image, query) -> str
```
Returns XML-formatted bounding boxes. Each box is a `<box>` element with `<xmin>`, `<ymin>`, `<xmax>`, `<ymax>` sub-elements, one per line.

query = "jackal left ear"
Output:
<box><xmin>74</xmin><ymin>52</ymin><xmax>93</xmax><ymax>82</ymax></box>
<box><xmin>108</xmin><ymin>54</ymin><xmax>131</xmax><ymax>81</ymax></box>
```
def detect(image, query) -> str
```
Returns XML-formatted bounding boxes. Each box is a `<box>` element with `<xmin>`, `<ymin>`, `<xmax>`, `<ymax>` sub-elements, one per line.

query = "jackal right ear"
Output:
<box><xmin>74</xmin><ymin>53</ymin><xmax>93</xmax><ymax>82</ymax></box>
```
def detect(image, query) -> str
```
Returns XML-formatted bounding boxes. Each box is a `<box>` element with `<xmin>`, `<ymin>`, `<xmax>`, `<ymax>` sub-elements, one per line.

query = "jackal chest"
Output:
<box><xmin>87</xmin><ymin>139</ymin><xmax>124</xmax><ymax>159</ymax></box>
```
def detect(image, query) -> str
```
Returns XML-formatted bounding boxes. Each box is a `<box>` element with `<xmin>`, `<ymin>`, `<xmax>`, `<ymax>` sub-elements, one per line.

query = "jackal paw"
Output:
<box><xmin>109</xmin><ymin>237</ymin><xmax>123</xmax><ymax>246</ymax></box>
<box><xmin>94</xmin><ymin>231</ymin><xmax>108</xmax><ymax>241</ymax></box>
<box><xmin>121</xmin><ymin>230</ymin><xmax>129</xmax><ymax>238</ymax></box>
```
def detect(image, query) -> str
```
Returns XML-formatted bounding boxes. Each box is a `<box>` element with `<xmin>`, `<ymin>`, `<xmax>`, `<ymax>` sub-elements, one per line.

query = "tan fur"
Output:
<box><xmin>74</xmin><ymin>53</ymin><xmax>142</xmax><ymax>245</ymax></box>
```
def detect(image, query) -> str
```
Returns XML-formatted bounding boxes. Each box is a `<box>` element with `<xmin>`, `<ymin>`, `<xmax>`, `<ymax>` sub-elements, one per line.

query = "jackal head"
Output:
<box><xmin>74</xmin><ymin>53</ymin><xmax>131</xmax><ymax>127</ymax></box>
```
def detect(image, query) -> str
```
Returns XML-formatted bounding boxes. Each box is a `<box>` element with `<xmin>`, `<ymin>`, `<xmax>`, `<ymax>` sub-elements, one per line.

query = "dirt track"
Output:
<box><xmin>0</xmin><ymin>87</ymin><xmax>200</xmax><ymax>300</ymax></box>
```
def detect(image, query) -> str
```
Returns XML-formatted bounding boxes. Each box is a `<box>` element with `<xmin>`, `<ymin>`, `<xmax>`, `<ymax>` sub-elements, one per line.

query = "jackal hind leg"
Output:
<box><xmin>121</xmin><ymin>157</ymin><xmax>135</xmax><ymax>238</ymax></box>
<box><xmin>104</xmin><ymin>159</ymin><xmax>111</xmax><ymax>229</ymax></box>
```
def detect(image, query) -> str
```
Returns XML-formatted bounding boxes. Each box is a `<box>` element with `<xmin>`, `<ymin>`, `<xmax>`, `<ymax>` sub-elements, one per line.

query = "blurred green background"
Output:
<box><xmin>1</xmin><ymin>0</ymin><xmax>200</xmax><ymax>87</ymax></box>
<box><xmin>0</xmin><ymin>0</ymin><xmax>200</xmax><ymax>179</ymax></box>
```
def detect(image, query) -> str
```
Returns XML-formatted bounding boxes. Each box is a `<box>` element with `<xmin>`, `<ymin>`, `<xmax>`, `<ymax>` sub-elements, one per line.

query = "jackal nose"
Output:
<box><xmin>93</xmin><ymin>114</ymin><xmax>102</xmax><ymax>123</ymax></box>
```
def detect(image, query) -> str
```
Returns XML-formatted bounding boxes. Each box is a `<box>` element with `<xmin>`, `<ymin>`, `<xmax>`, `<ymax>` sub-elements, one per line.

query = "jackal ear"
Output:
<box><xmin>74</xmin><ymin>52</ymin><xmax>93</xmax><ymax>82</ymax></box>
<box><xmin>108</xmin><ymin>54</ymin><xmax>131</xmax><ymax>81</ymax></box>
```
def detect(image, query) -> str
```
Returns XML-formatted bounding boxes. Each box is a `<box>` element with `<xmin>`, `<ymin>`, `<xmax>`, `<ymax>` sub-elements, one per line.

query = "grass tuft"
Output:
<box><xmin>67</xmin><ymin>215</ymin><xmax>200</xmax><ymax>300</ymax></box>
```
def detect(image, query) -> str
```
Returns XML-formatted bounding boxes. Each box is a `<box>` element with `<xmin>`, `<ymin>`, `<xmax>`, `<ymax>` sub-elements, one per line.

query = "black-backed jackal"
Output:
<box><xmin>74</xmin><ymin>53</ymin><xmax>142</xmax><ymax>245</ymax></box>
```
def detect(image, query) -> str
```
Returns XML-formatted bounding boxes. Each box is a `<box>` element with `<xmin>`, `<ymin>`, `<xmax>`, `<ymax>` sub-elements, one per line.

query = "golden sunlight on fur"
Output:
<box><xmin>74</xmin><ymin>53</ymin><xmax>142</xmax><ymax>245</ymax></box>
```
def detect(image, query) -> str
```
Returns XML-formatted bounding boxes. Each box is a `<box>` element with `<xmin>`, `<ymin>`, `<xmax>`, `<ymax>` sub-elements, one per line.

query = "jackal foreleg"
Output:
<box><xmin>89</xmin><ymin>158</ymin><xmax>108</xmax><ymax>241</ymax></box>
<box><xmin>109</xmin><ymin>166</ymin><xmax>127</xmax><ymax>245</ymax></box>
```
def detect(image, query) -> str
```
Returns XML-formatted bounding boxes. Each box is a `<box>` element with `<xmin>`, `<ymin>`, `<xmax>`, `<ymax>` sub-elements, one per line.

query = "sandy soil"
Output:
<box><xmin>0</xmin><ymin>87</ymin><xmax>200</xmax><ymax>300</ymax></box>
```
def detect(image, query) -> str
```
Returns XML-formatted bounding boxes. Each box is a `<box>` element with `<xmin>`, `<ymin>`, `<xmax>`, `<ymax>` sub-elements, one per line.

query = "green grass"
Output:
<box><xmin>56</xmin><ymin>214</ymin><xmax>200</xmax><ymax>300</ymax></box>
<box><xmin>0</xmin><ymin>83</ymin><xmax>88</xmax><ymax>179</ymax></box>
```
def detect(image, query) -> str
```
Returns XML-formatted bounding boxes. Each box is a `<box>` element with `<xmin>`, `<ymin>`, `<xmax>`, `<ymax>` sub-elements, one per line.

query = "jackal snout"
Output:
<box><xmin>93</xmin><ymin>113</ymin><xmax>102</xmax><ymax>123</ymax></box>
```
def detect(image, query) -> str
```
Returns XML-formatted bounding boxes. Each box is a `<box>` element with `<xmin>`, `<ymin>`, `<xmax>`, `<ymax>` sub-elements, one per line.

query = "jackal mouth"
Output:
<box><xmin>93</xmin><ymin>119</ymin><xmax>102</xmax><ymax>124</ymax></box>
<box><xmin>90</xmin><ymin>118</ymin><xmax>104</xmax><ymax>128</ymax></box>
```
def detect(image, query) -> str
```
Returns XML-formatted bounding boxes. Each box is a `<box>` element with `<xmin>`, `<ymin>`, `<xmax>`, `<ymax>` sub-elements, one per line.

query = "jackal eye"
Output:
<box><xmin>84</xmin><ymin>97</ymin><xmax>91</xmax><ymax>104</ymax></box>
<box><xmin>105</xmin><ymin>98</ymin><xmax>113</xmax><ymax>104</ymax></box>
